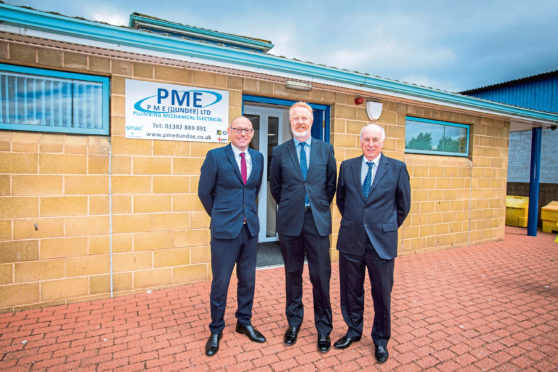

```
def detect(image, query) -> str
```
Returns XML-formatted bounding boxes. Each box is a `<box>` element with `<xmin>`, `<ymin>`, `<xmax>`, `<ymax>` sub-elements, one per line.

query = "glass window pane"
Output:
<box><xmin>405</xmin><ymin>117</ymin><xmax>468</xmax><ymax>156</ymax></box>
<box><xmin>439</xmin><ymin>126</ymin><xmax>466</xmax><ymax>153</ymax></box>
<box><xmin>267</xmin><ymin>116</ymin><xmax>279</xmax><ymax>180</ymax></box>
<box><xmin>0</xmin><ymin>64</ymin><xmax>108</xmax><ymax>135</ymax></box>
<box><xmin>245</xmin><ymin>114</ymin><xmax>260</xmax><ymax>151</ymax></box>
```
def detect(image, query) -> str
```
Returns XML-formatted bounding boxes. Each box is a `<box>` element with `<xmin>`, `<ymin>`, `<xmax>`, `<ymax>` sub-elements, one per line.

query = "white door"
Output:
<box><xmin>244</xmin><ymin>105</ymin><xmax>291</xmax><ymax>242</ymax></box>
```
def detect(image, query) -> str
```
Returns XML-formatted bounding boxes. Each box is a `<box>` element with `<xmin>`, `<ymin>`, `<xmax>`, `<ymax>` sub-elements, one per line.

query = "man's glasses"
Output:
<box><xmin>230</xmin><ymin>127</ymin><xmax>254</xmax><ymax>134</ymax></box>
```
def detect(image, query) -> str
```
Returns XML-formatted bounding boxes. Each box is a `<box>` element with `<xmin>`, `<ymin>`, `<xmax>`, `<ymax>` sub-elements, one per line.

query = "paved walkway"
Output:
<box><xmin>1</xmin><ymin>227</ymin><xmax>557</xmax><ymax>371</ymax></box>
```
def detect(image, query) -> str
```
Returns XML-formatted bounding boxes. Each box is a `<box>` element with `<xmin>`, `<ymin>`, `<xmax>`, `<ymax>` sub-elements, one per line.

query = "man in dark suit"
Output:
<box><xmin>270</xmin><ymin>101</ymin><xmax>337</xmax><ymax>353</ymax></box>
<box><xmin>198</xmin><ymin>116</ymin><xmax>266</xmax><ymax>357</ymax></box>
<box><xmin>333</xmin><ymin>123</ymin><xmax>411</xmax><ymax>363</ymax></box>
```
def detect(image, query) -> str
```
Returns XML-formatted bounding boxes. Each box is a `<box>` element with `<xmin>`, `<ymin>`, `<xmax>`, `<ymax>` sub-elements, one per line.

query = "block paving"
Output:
<box><xmin>0</xmin><ymin>227</ymin><xmax>556</xmax><ymax>371</ymax></box>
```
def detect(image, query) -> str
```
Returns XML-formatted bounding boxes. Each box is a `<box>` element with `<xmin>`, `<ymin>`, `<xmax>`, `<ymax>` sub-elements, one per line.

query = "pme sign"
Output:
<box><xmin>125</xmin><ymin>79</ymin><xmax>229</xmax><ymax>143</ymax></box>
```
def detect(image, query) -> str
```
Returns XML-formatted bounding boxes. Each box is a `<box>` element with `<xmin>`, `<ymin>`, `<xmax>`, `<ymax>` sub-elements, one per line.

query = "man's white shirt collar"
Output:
<box><xmin>362</xmin><ymin>153</ymin><xmax>381</xmax><ymax>167</ymax></box>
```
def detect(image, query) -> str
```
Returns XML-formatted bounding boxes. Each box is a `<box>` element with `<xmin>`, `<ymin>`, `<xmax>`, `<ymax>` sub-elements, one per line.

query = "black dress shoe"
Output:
<box><xmin>375</xmin><ymin>345</ymin><xmax>389</xmax><ymax>363</ymax></box>
<box><xmin>235</xmin><ymin>324</ymin><xmax>266</xmax><ymax>343</ymax></box>
<box><xmin>283</xmin><ymin>326</ymin><xmax>300</xmax><ymax>345</ymax></box>
<box><xmin>333</xmin><ymin>334</ymin><xmax>361</xmax><ymax>349</ymax></box>
<box><xmin>205</xmin><ymin>333</ymin><xmax>222</xmax><ymax>357</ymax></box>
<box><xmin>317</xmin><ymin>334</ymin><xmax>331</xmax><ymax>353</ymax></box>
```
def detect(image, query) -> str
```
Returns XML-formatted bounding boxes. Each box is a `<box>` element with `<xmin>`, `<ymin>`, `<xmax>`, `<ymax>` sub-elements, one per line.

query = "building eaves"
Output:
<box><xmin>1</xmin><ymin>2</ymin><xmax>558</xmax><ymax>127</ymax></box>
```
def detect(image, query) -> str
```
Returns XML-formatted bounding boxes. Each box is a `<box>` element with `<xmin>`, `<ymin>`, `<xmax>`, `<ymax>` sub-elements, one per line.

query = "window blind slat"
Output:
<box><xmin>0</xmin><ymin>65</ymin><xmax>108</xmax><ymax>135</ymax></box>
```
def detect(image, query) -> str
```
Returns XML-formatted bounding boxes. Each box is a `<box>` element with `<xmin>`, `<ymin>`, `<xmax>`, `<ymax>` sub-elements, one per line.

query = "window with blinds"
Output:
<box><xmin>0</xmin><ymin>64</ymin><xmax>109</xmax><ymax>135</ymax></box>
<box><xmin>405</xmin><ymin>116</ymin><xmax>469</xmax><ymax>157</ymax></box>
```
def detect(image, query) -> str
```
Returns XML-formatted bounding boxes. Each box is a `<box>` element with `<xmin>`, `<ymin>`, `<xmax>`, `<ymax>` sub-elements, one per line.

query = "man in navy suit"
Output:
<box><xmin>198</xmin><ymin>116</ymin><xmax>266</xmax><ymax>357</ymax></box>
<box><xmin>270</xmin><ymin>102</ymin><xmax>337</xmax><ymax>353</ymax></box>
<box><xmin>333</xmin><ymin>123</ymin><xmax>411</xmax><ymax>363</ymax></box>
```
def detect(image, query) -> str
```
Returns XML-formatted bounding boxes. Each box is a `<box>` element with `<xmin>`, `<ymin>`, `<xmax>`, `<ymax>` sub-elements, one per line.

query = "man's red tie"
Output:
<box><xmin>240</xmin><ymin>152</ymin><xmax>247</xmax><ymax>184</ymax></box>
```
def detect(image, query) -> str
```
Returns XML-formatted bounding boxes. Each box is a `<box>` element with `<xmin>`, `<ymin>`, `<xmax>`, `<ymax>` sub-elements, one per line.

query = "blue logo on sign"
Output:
<box><xmin>133</xmin><ymin>89</ymin><xmax>222</xmax><ymax>113</ymax></box>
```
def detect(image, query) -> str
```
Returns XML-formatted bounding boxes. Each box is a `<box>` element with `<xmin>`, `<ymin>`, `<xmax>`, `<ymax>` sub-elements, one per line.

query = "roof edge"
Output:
<box><xmin>1</xmin><ymin>3</ymin><xmax>558</xmax><ymax>126</ymax></box>
<box><xmin>129</xmin><ymin>13</ymin><xmax>274</xmax><ymax>53</ymax></box>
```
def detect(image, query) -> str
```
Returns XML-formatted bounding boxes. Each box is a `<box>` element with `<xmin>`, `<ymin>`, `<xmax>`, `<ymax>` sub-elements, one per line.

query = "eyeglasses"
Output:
<box><xmin>230</xmin><ymin>127</ymin><xmax>254</xmax><ymax>134</ymax></box>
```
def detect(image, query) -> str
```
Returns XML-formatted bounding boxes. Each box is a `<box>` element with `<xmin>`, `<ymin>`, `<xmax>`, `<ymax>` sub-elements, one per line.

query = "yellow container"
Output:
<box><xmin>541</xmin><ymin>201</ymin><xmax>558</xmax><ymax>222</ymax></box>
<box><xmin>542</xmin><ymin>220</ymin><xmax>558</xmax><ymax>234</ymax></box>
<box><xmin>505</xmin><ymin>195</ymin><xmax>529</xmax><ymax>227</ymax></box>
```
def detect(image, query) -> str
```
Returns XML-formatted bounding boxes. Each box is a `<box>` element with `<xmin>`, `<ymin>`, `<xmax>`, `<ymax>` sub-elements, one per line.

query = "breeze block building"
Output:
<box><xmin>1</xmin><ymin>4</ymin><xmax>558</xmax><ymax>311</ymax></box>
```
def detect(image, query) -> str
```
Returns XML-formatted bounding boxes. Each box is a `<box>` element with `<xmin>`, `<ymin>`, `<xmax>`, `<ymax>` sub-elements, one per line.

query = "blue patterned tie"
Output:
<box><xmin>299</xmin><ymin>143</ymin><xmax>309</xmax><ymax>204</ymax></box>
<box><xmin>362</xmin><ymin>161</ymin><xmax>374</xmax><ymax>199</ymax></box>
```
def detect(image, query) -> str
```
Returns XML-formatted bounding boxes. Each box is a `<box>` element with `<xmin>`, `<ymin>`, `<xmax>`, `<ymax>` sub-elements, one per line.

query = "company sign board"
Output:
<box><xmin>125</xmin><ymin>79</ymin><xmax>229</xmax><ymax>143</ymax></box>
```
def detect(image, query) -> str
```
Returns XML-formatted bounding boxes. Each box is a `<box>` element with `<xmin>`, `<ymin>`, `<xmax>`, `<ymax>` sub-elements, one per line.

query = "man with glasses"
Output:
<box><xmin>198</xmin><ymin>116</ymin><xmax>265</xmax><ymax>357</ymax></box>
<box><xmin>270</xmin><ymin>102</ymin><xmax>337</xmax><ymax>353</ymax></box>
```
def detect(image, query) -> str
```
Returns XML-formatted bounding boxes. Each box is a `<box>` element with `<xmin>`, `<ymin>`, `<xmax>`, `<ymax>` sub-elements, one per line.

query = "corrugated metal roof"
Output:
<box><xmin>462</xmin><ymin>71</ymin><xmax>558</xmax><ymax>114</ymax></box>
<box><xmin>462</xmin><ymin>70</ymin><xmax>558</xmax><ymax>93</ymax></box>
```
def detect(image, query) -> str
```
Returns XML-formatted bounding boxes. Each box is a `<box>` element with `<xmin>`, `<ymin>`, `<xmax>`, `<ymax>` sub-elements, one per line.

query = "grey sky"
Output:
<box><xmin>6</xmin><ymin>0</ymin><xmax>558</xmax><ymax>92</ymax></box>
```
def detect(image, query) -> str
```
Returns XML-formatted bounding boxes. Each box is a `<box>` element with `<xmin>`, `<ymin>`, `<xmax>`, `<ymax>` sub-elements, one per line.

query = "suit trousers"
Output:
<box><xmin>209</xmin><ymin>224</ymin><xmax>257</xmax><ymax>334</ymax></box>
<box><xmin>339</xmin><ymin>239</ymin><xmax>394</xmax><ymax>347</ymax></box>
<box><xmin>279</xmin><ymin>209</ymin><xmax>332</xmax><ymax>335</ymax></box>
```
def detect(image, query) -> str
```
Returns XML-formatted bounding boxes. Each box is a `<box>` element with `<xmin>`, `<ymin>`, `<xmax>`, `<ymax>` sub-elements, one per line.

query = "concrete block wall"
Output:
<box><xmin>107</xmin><ymin>65</ymin><xmax>230</xmax><ymax>305</ymax></box>
<box><xmin>329</xmin><ymin>100</ymin><xmax>510</xmax><ymax>256</ymax></box>
<box><xmin>404</xmin><ymin>113</ymin><xmax>509</xmax><ymax>253</ymax></box>
<box><xmin>508</xmin><ymin>129</ymin><xmax>558</xmax><ymax>183</ymax></box>
<box><xmin>0</xmin><ymin>36</ymin><xmax>344</xmax><ymax>311</ymax></box>
<box><xmin>0</xmin><ymin>130</ymin><xmax>112</xmax><ymax>311</ymax></box>
<box><xmin>0</xmin><ymin>34</ymin><xmax>510</xmax><ymax>311</ymax></box>
<box><xmin>0</xmin><ymin>38</ymin><xmax>223</xmax><ymax>311</ymax></box>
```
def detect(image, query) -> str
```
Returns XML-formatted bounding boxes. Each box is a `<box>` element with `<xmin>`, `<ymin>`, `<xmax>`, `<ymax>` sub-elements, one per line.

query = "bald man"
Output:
<box><xmin>199</xmin><ymin>116</ymin><xmax>266</xmax><ymax>356</ymax></box>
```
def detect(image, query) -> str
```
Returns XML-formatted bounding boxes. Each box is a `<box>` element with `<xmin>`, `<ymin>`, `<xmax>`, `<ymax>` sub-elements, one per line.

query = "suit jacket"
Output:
<box><xmin>336</xmin><ymin>154</ymin><xmax>411</xmax><ymax>259</ymax></box>
<box><xmin>198</xmin><ymin>144</ymin><xmax>264</xmax><ymax>239</ymax></box>
<box><xmin>270</xmin><ymin>138</ymin><xmax>336</xmax><ymax>237</ymax></box>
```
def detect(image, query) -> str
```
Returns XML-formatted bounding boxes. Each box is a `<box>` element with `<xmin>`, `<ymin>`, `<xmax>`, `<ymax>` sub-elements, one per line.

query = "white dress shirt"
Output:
<box><xmin>361</xmin><ymin>153</ymin><xmax>381</xmax><ymax>185</ymax></box>
<box><xmin>293</xmin><ymin>137</ymin><xmax>311</xmax><ymax>169</ymax></box>
<box><xmin>231</xmin><ymin>144</ymin><xmax>252</xmax><ymax>180</ymax></box>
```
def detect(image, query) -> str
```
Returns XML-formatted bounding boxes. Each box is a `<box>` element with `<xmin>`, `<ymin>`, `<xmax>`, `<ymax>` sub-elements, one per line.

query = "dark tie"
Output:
<box><xmin>362</xmin><ymin>161</ymin><xmax>374</xmax><ymax>199</ymax></box>
<box><xmin>299</xmin><ymin>143</ymin><xmax>309</xmax><ymax>205</ymax></box>
<box><xmin>240</xmin><ymin>152</ymin><xmax>247</xmax><ymax>184</ymax></box>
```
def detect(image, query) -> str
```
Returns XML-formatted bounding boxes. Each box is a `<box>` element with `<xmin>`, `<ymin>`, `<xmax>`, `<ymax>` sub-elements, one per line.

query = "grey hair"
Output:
<box><xmin>289</xmin><ymin>101</ymin><xmax>313</xmax><ymax>119</ymax></box>
<box><xmin>360</xmin><ymin>123</ymin><xmax>385</xmax><ymax>141</ymax></box>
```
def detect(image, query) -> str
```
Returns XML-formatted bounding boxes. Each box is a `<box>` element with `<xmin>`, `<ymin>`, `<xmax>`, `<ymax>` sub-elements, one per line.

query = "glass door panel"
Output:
<box><xmin>244</xmin><ymin>106</ymin><xmax>288</xmax><ymax>243</ymax></box>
